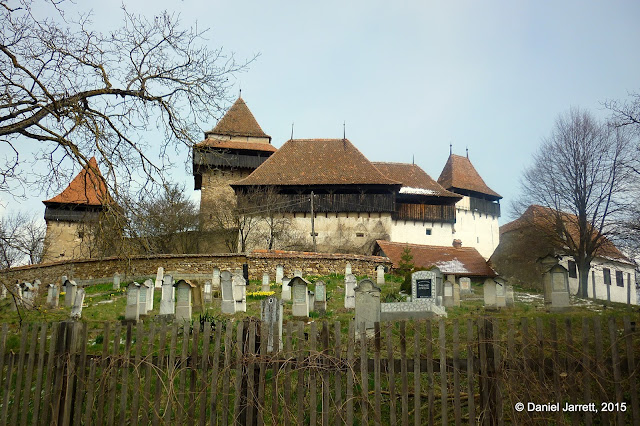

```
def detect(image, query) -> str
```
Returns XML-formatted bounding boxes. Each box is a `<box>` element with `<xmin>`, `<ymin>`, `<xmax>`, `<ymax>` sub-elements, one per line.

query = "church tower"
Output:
<box><xmin>41</xmin><ymin>157</ymin><xmax>110</xmax><ymax>262</ymax></box>
<box><xmin>193</xmin><ymin>97</ymin><xmax>276</xmax><ymax>229</ymax></box>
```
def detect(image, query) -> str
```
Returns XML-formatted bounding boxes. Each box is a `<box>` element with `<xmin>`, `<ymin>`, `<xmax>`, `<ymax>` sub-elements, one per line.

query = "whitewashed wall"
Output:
<box><xmin>452</xmin><ymin>196</ymin><xmax>500</xmax><ymax>259</ymax></box>
<box><xmin>389</xmin><ymin>220</ymin><xmax>455</xmax><ymax>247</ymax></box>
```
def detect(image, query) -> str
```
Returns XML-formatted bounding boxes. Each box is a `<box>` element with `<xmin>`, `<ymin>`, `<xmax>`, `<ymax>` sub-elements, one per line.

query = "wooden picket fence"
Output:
<box><xmin>0</xmin><ymin>315</ymin><xmax>638</xmax><ymax>425</ymax></box>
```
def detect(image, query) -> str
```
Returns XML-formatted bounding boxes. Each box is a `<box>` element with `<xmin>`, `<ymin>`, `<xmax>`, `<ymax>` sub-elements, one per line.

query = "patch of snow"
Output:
<box><xmin>434</xmin><ymin>259</ymin><xmax>469</xmax><ymax>274</ymax></box>
<box><xmin>399</xmin><ymin>186</ymin><xmax>437</xmax><ymax>195</ymax></box>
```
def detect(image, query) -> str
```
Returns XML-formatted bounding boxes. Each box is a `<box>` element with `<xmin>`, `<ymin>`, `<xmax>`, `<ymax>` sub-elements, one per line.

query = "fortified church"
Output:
<box><xmin>193</xmin><ymin>97</ymin><xmax>501</xmax><ymax>259</ymax></box>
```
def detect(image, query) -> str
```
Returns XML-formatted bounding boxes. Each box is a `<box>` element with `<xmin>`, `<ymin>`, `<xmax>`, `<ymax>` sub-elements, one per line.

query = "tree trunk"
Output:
<box><xmin>577</xmin><ymin>262</ymin><xmax>590</xmax><ymax>298</ymax></box>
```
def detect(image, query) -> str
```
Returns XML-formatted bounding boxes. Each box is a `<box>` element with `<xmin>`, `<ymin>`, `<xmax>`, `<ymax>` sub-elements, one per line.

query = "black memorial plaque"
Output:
<box><xmin>416</xmin><ymin>279</ymin><xmax>432</xmax><ymax>298</ymax></box>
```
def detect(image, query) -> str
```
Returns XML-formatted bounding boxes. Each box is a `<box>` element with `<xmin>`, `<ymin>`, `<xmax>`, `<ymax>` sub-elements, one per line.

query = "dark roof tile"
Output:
<box><xmin>437</xmin><ymin>154</ymin><xmax>501</xmax><ymax>199</ymax></box>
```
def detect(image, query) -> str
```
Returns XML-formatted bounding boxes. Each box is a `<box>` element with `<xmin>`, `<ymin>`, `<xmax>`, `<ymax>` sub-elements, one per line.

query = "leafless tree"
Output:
<box><xmin>0</xmin><ymin>0</ymin><xmax>251</xmax><ymax>197</ymax></box>
<box><xmin>0</xmin><ymin>211</ymin><xmax>45</xmax><ymax>267</ymax></box>
<box><xmin>515</xmin><ymin>108</ymin><xmax>633</xmax><ymax>298</ymax></box>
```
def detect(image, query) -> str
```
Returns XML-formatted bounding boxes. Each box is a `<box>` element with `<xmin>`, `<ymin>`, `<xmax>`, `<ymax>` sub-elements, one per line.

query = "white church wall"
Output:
<box><xmin>389</xmin><ymin>220</ymin><xmax>455</xmax><ymax>247</ymax></box>
<box><xmin>453</xmin><ymin>197</ymin><xmax>500</xmax><ymax>259</ymax></box>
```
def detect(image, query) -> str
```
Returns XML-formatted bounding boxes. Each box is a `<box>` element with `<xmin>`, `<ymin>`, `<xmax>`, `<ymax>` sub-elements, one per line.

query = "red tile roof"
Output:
<box><xmin>375</xmin><ymin>240</ymin><xmax>496</xmax><ymax>277</ymax></box>
<box><xmin>43</xmin><ymin>157</ymin><xmax>109</xmax><ymax>206</ymax></box>
<box><xmin>437</xmin><ymin>154</ymin><xmax>501</xmax><ymax>199</ymax></box>
<box><xmin>205</xmin><ymin>97</ymin><xmax>270</xmax><ymax>139</ymax></box>
<box><xmin>500</xmin><ymin>205</ymin><xmax>633</xmax><ymax>264</ymax></box>
<box><xmin>373</xmin><ymin>162</ymin><xmax>461</xmax><ymax>199</ymax></box>
<box><xmin>233</xmin><ymin>139</ymin><xmax>401</xmax><ymax>186</ymax></box>
<box><xmin>195</xmin><ymin>138</ymin><xmax>277</xmax><ymax>153</ymax></box>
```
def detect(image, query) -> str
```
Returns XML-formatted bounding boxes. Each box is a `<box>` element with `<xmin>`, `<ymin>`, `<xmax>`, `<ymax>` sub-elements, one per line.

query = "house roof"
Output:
<box><xmin>500</xmin><ymin>205</ymin><xmax>634</xmax><ymax>265</ymax></box>
<box><xmin>437</xmin><ymin>154</ymin><xmax>501</xmax><ymax>199</ymax></box>
<box><xmin>375</xmin><ymin>240</ymin><xmax>497</xmax><ymax>277</ymax></box>
<box><xmin>43</xmin><ymin>157</ymin><xmax>109</xmax><ymax>207</ymax></box>
<box><xmin>372</xmin><ymin>162</ymin><xmax>461</xmax><ymax>199</ymax></box>
<box><xmin>233</xmin><ymin>139</ymin><xmax>401</xmax><ymax>187</ymax></box>
<box><xmin>194</xmin><ymin>138</ymin><xmax>277</xmax><ymax>153</ymax></box>
<box><xmin>204</xmin><ymin>97</ymin><xmax>271</xmax><ymax>139</ymax></box>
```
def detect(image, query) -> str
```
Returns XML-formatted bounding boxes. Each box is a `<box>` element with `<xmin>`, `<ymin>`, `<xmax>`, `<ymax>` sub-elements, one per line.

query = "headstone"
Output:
<box><xmin>70</xmin><ymin>288</ymin><xmax>85</xmax><ymax>320</ymax></box>
<box><xmin>495</xmin><ymin>278</ymin><xmax>507</xmax><ymax>308</ymax></box>
<box><xmin>261</xmin><ymin>296</ymin><xmax>284</xmax><ymax>352</ymax></box>
<box><xmin>539</xmin><ymin>255</ymin><xmax>560</xmax><ymax>305</ymax></box>
<box><xmin>281</xmin><ymin>277</ymin><xmax>292</xmax><ymax>301</ymax></box>
<box><xmin>65</xmin><ymin>280</ymin><xmax>77</xmax><ymax>308</ymax></box>
<box><xmin>314</xmin><ymin>280</ymin><xmax>327</xmax><ymax>312</ymax></box>
<box><xmin>345</xmin><ymin>262</ymin><xmax>352</xmax><ymax>276</ymax></box>
<box><xmin>291</xmin><ymin>277</ymin><xmax>310</xmax><ymax>317</ymax></box>
<box><xmin>125</xmin><ymin>282</ymin><xmax>141</xmax><ymax>322</ymax></box>
<box><xmin>376</xmin><ymin>265</ymin><xmax>385</xmax><ymax>285</ymax></box>
<box><xmin>307</xmin><ymin>291</ymin><xmax>315</xmax><ymax>312</ymax></box>
<box><xmin>354</xmin><ymin>279</ymin><xmax>381</xmax><ymax>333</ymax></box>
<box><xmin>22</xmin><ymin>283</ymin><xmax>34</xmax><ymax>308</ymax></box>
<box><xmin>138</xmin><ymin>280</ymin><xmax>149</xmax><ymax>315</ymax></box>
<box><xmin>432</xmin><ymin>267</ymin><xmax>444</xmax><ymax>306</ymax></box>
<box><xmin>232</xmin><ymin>271</ymin><xmax>247</xmax><ymax>313</ymax></box>
<box><xmin>483</xmin><ymin>278</ymin><xmax>497</xmax><ymax>309</ymax></box>
<box><xmin>47</xmin><ymin>284</ymin><xmax>59</xmax><ymax>308</ymax></box>
<box><xmin>155</xmin><ymin>267</ymin><xmax>164</xmax><ymax>289</ymax></box>
<box><xmin>204</xmin><ymin>280</ymin><xmax>212</xmax><ymax>304</ymax></box>
<box><xmin>220</xmin><ymin>271</ymin><xmax>236</xmax><ymax>314</ymax></box>
<box><xmin>174</xmin><ymin>280</ymin><xmax>195</xmax><ymax>322</ymax></box>
<box><xmin>262</xmin><ymin>273</ymin><xmax>270</xmax><ymax>292</ymax></box>
<box><xmin>443</xmin><ymin>280</ymin><xmax>454</xmax><ymax>307</ymax></box>
<box><xmin>546</xmin><ymin>264</ymin><xmax>570</xmax><ymax>311</ymax></box>
<box><xmin>144</xmin><ymin>279</ymin><xmax>154</xmax><ymax>312</ymax></box>
<box><xmin>275</xmin><ymin>265</ymin><xmax>284</xmax><ymax>284</ymax></box>
<box><xmin>294</xmin><ymin>269</ymin><xmax>302</xmax><ymax>278</ymax></box>
<box><xmin>459</xmin><ymin>277</ymin><xmax>472</xmax><ymax>294</ymax></box>
<box><xmin>344</xmin><ymin>274</ymin><xmax>357</xmax><ymax>309</ymax></box>
<box><xmin>113</xmin><ymin>273</ymin><xmax>121</xmax><ymax>290</ymax></box>
<box><xmin>505</xmin><ymin>285</ymin><xmax>515</xmax><ymax>307</ymax></box>
<box><xmin>412</xmin><ymin>270</ymin><xmax>436</xmax><ymax>301</ymax></box>
<box><xmin>212</xmin><ymin>268</ymin><xmax>221</xmax><ymax>289</ymax></box>
<box><xmin>0</xmin><ymin>284</ymin><xmax>6</xmax><ymax>299</ymax></box>
<box><xmin>33</xmin><ymin>279</ymin><xmax>41</xmax><ymax>291</ymax></box>
<box><xmin>453</xmin><ymin>282</ymin><xmax>461</xmax><ymax>307</ymax></box>
<box><xmin>159</xmin><ymin>274</ymin><xmax>175</xmax><ymax>317</ymax></box>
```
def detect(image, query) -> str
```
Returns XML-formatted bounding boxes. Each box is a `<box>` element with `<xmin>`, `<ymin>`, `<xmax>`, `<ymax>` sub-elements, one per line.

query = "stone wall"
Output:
<box><xmin>0</xmin><ymin>250</ymin><xmax>391</xmax><ymax>285</ymax></box>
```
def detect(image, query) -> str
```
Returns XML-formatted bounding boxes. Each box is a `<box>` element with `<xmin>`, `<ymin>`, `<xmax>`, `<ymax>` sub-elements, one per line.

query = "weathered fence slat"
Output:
<box><xmin>96</xmin><ymin>322</ymin><xmax>110</xmax><ymax>426</ymax></box>
<box><xmin>32</xmin><ymin>323</ymin><xmax>48</xmax><ymax>425</ymax></box>
<box><xmin>478</xmin><ymin>319</ymin><xmax>488</xmax><ymax>426</ymax></box>
<box><xmin>199</xmin><ymin>322</ymin><xmax>211</xmax><ymax>426</ymax></box>
<box><xmin>10</xmin><ymin>325</ymin><xmax>29</xmax><ymax>425</ymax></box>
<box><xmin>359</xmin><ymin>321</ymin><xmax>368</xmax><ymax>426</ymax></box>
<box><xmin>106</xmin><ymin>323</ymin><xmax>122</xmax><ymax>426</ymax></box>
<box><xmin>426</xmin><ymin>320</ymin><xmax>434</xmax><ymax>426</ymax></box>
<box><xmin>609</xmin><ymin>317</ymin><xmax>625</xmax><ymax>426</ymax></box>
<box><xmin>581</xmin><ymin>318</ymin><xmax>592</xmax><ymax>426</ymax></box>
<box><xmin>310</xmin><ymin>321</ymin><xmax>318</xmax><ymax>426</ymax></box>
<box><xmin>118</xmin><ymin>323</ymin><xmax>133</xmax><ymax>426</ymax></box>
<box><xmin>189</xmin><ymin>323</ymin><xmax>199</xmax><ymax>425</ymax></box>
<box><xmin>492</xmin><ymin>319</ymin><xmax>503</xmax><ymax>426</ymax></box>
<box><xmin>232</xmin><ymin>321</ymin><xmax>245</xmax><ymax>425</ymax></box>
<box><xmin>83</xmin><ymin>358</ymin><xmax>97</xmax><ymax>426</ymax></box>
<box><xmin>453</xmin><ymin>319</ymin><xmax>461</xmax><ymax>426</ymax></box>
<box><xmin>439</xmin><ymin>319</ymin><xmax>448</xmax><ymax>426</ymax></box>
<box><xmin>1</xmin><ymin>353</ymin><xmax>14</xmax><ymax>425</ymax></box>
<box><xmin>246</xmin><ymin>321</ymin><xmax>256</xmax><ymax>426</ymax></box>
<box><xmin>72</xmin><ymin>323</ymin><xmax>89</xmax><ymax>426</ymax></box>
<box><xmin>321</xmin><ymin>321</ymin><xmax>330</xmax><ymax>426</ymax></box>
<box><xmin>387</xmin><ymin>322</ymin><xmax>397</xmax><ymax>426</ymax></box>
<box><xmin>296</xmin><ymin>322</ymin><xmax>305</xmax><ymax>426</ymax></box>
<box><xmin>40</xmin><ymin>322</ymin><xmax>59</xmax><ymax>426</ymax></box>
<box><xmin>346</xmin><ymin>320</ymin><xmax>354</xmax><ymax>426</ymax></box>
<box><xmin>151</xmin><ymin>323</ymin><xmax>164</xmax><ymax>426</ymax></box>
<box><xmin>176</xmin><ymin>323</ymin><xmax>189</xmax><ymax>425</ymax></box>
<box><xmin>221</xmin><ymin>321</ymin><xmax>233</xmax><ymax>426</ymax></box>
<box><xmin>257</xmin><ymin>321</ymin><xmax>267</xmax><ymax>426</ymax></box>
<box><xmin>623</xmin><ymin>317</ymin><xmax>639</xmax><ymax>426</ymax></box>
<box><xmin>592</xmin><ymin>317</ymin><xmax>609</xmax><ymax>425</ymax></box>
<box><xmin>209</xmin><ymin>321</ymin><xmax>223</xmax><ymax>426</ymax></box>
<box><xmin>0</xmin><ymin>323</ymin><xmax>7</xmax><ymax>407</ymax></box>
<box><xmin>271</xmin><ymin>321</ymin><xmax>281</xmax><ymax>425</ymax></box>
<box><xmin>414</xmin><ymin>320</ymin><xmax>422</xmax><ymax>426</ymax></box>
<box><xmin>374</xmin><ymin>322</ymin><xmax>382</xmax><ymax>426</ymax></box>
<box><xmin>334</xmin><ymin>321</ymin><xmax>343</xmax><ymax>425</ymax></box>
<box><xmin>130</xmin><ymin>322</ymin><xmax>145</xmax><ymax>426</ymax></box>
<box><xmin>21</xmin><ymin>323</ymin><xmax>39</xmax><ymax>426</ymax></box>
<box><xmin>466</xmin><ymin>319</ymin><xmax>476</xmax><ymax>426</ymax></box>
<box><xmin>283</xmin><ymin>321</ymin><xmax>292</xmax><ymax>426</ymax></box>
<box><xmin>400</xmin><ymin>321</ymin><xmax>408</xmax><ymax>426</ymax></box>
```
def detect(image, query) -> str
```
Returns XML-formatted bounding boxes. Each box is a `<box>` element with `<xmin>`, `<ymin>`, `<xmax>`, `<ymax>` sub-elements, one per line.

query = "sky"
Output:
<box><xmin>2</xmin><ymin>0</ymin><xmax>640</xmax><ymax>225</ymax></box>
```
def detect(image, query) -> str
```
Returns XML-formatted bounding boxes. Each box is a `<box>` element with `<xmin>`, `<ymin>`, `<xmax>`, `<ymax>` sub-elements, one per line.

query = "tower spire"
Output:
<box><xmin>450</xmin><ymin>143</ymin><xmax>452</xmax><ymax>155</ymax></box>
<box><xmin>466</xmin><ymin>147</ymin><xmax>469</xmax><ymax>158</ymax></box>
<box><xmin>291</xmin><ymin>122</ymin><xmax>294</xmax><ymax>140</ymax></box>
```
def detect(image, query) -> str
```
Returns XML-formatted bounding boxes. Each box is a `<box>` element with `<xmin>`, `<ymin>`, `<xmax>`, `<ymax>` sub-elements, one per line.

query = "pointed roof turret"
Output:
<box><xmin>43</xmin><ymin>157</ymin><xmax>109</xmax><ymax>207</ymax></box>
<box><xmin>204</xmin><ymin>97</ymin><xmax>271</xmax><ymax>140</ymax></box>
<box><xmin>437</xmin><ymin>154</ymin><xmax>501</xmax><ymax>199</ymax></box>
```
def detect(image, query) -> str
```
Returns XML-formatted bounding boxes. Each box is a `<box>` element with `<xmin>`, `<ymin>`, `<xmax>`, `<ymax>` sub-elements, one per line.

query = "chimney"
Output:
<box><xmin>452</xmin><ymin>239</ymin><xmax>462</xmax><ymax>248</ymax></box>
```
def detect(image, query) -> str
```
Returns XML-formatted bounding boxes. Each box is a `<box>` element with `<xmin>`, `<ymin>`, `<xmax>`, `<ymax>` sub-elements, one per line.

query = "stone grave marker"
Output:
<box><xmin>138</xmin><ymin>280</ymin><xmax>150</xmax><ymax>316</ymax></box>
<box><xmin>155</xmin><ymin>267</ymin><xmax>164</xmax><ymax>289</ymax></box>
<box><xmin>159</xmin><ymin>274</ymin><xmax>175</xmax><ymax>317</ymax></box>
<box><xmin>47</xmin><ymin>284</ymin><xmax>58</xmax><ymax>308</ymax></box>
<box><xmin>443</xmin><ymin>280</ymin><xmax>454</xmax><ymax>307</ymax></box>
<box><xmin>33</xmin><ymin>279</ymin><xmax>41</xmax><ymax>291</ymax></box>
<box><xmin>495</xmin><ymin>278</ymin><xmax>507</xmax><ymax>308</ymax></box>
<box><xmin>212</xmin><ymin>268</ymin><xmax>221</xmax><ymax>290</ymax></box>
<box><xmin>483</xmin><ymin>278</ymin><xmax>497</xmax><ymax>309</ymax></box>
<box><xmin>291</xmin><ymin>277</ymin><xmax>310</xmax><ymax>317</ymax></box>
<box><xmin>70</xmin><ymin>288</ymin><xmax>86</xmax><ymax>320</ymax></box>
<box><xmin>431</xmin><ymin>267</ymin><xmax>444</xmax><ymax>306</ymax></box>
<box><xmin>191</xmin><ymin>282</ymin><xmax>204</xmax><ymax>313</ymax></box>
<box><xmin>307</xmin><ymin>291</ymin><xmax>315</xmax><ymax>313</ymax></box>
<box><xmin>344</xmin><ymin>274</ymin><xmax>357</xmax><ymax>309</ymax></box>
<box><xmin>453</xmin><ymin>282</ymin><xmax>461</xmax><ymax>307</ymax></box>
<box><xmin>376</xmin><ymin>265</ymin><xmax>385</xmax><ymax>285</ymax></box>
<box><xmin>547</xmin><ymin>264</ymin><xmax>570</xmax><ymax>311</ymax></box>
<box><xmin>354</xmin><ymin>279</ymin><xmax>381</xmax><ymax>333</ymax></box>
<box><xmin>459</xmin><ymin>277</ymin><xmax>472</xmax><ymax>294</ymax></box>
<box><xmin>506</xmin><ymin>285</ymin><xmax>515</xmax><ymax>307</ymax></box>
<box><xmin>204</xmin><ymin>280</ymin><xmax>212</xmax><ymax>304</ymax></box>
<box><xmin>220</xmin><ymin>271</ymin><xmax>235</xmax><ymax>314</ymax></box>
<box><xmin>412</xmin><ymin>270</ymin><xmax>436</xmax><ymax>301</ymax></box>
<box><xmin>0</xmin><ymin>284</ymin><xmax>6</xmax><ymax>299</ymax></box>
<box><xmin>314</xmin><ymin>280</ymin><xmax>327</xmax><ymax>312</ymax></box>
<box><xmin>144</xmin><ymin>279</ymin><xmax>154</xmax><ymax>312</ymax></box>
<box><xmin>113</xmin><ymin>273</ymin><xmax>121</xmax><ymax>290</ymax></box>
<box><xmin>232</xmin><ymin>271</ymin><xmax>247</xmax><ymax>312</ymax></box>
<box><xmin>125</xmin><ymin>282</ymin><xmax>141</xmax><ymax>322</ymax></box>
<box><xmin>65</xmin><ymin>280</ymin><xmax>77</xmax><ymax>308</ymax></box>
<box><xmin>275</xmin><ymin>265</ymin><xmax>284</xmax><ymax>284</ymax></box>
<box><xmin>22</xmin><ymin>283</ymin><xmax>34</xmax><ymax>308</ymax></box>
<box><xmin>261</xmin><ymin>296</ymin><xmax>284</xmax><ymax>352</ymax></box>
<box><xmin>345</xmin><ymin>262</ymin><xmax>352</xmax><ymax>276</ymax></box>
<box><xmin>174</xmin><ymin>280</ymin><xmax>195</xmax><ymax>322</ymax></box>
<box><xmin>294</xmin><ymin>269</ymin><xmax>302</xmax><ymax>278</ymax></box>
<box><xmin>281</xmin><ymin>277</ymin><xmax>291</xmax><ymax>301</ymax></box>
<box><xmin>262</xmin><ymin>273</ymin><xmax>270</xmax><ymax>292</ymax></box>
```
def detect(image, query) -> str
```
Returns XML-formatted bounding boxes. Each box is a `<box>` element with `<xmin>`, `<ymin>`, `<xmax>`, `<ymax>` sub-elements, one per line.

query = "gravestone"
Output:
<box><xmin>174</xmin><ymin>280</ymin><xmax>195</xmax><ymax>322</ymax></box>
<box><xmin>261</xmin><ymin>296</ymin><xmax>284</xmax><ymax>352</ymax></box>
<box><xmin>443</xmin><ymin>280</ymin><xmax>454</xmax><ymax>307</ymax></box>
<box><xmin>275</xmin><ymin>265</ymin><xmax>284</xmax><ymax>284</ymax></box>
<box><xmin>545</xmin><ymin>264</ymin><xmax>570</xmax><ymax>311</ymax></box>
<box><xmin>113</xmin><ymin>273</ymin><xmax>121</xmax><ymax>290</ymax></box>
<box><xmin>159</xmin><ymin>274</ymin><xmax>175</xmax><ymax>317</ymax></box>
<box><xmin>221</xmin><ymin>271</ymin><xmax>236</xmax><ymax>314</ymax></box>
<box><xmin>191</xmin><ymin>281</ymin><xmax>204</xmax><ymax>313</ymax></box>
<box><xmin>64</xmin><ymin>280</ymin><xmax>77</xmax><ymax>308</ymax></box>
<box><xmin>307</xmin><ymin>291</ymin><xmax>315</xmax><ymax>313</ymax></box>
<box><xmin>294</xmin><ymin>269</ymin><xmax>302</xmax><ymax>278</ymax></box>
<box><xmin>47</xmin><ymin>284</ymin><xmax>59</xmax><ymax>308</ymax></box>
<box><xmin>281</xmin><ymin>277</ymin><xmax>291</xmax><ymax>301</ymax></box>
<box><xmin>483</xmin><ymin>278</ymin><xmax>497</xmax><ymax>309</ymax></box>
<box><xmin>431</xmin><ymin>267</ymin><xmax>444</xmax><ymax>306</ymax></box>
<box><xmin>291</xmin><ymin>277</ymin><xmax>310</xmax><ymax>317</ymax></box>
<box><xmin>204</xmin><ymin>280</ymin><xmax>212</xmax><ymax>304</ymax></box>
<box><xmin>138</xmin><ymin>280</ymin><xmax>150</xmax><ymax>315</ymax></box>
<box><xmin>0</xmin><ymin>284</ymin><xmax>6</xmax><ymax>299</ymax></box>
<box><xmin>212</xmin><ymin>268</ymin><xmax>221</xmax><ymax>290</ymax></box>
<box><xmin>495</xmin><ymin>278</ymin><xmax>507</xmax><ymax>308</ymax></box>
<box><xmin>412</xmin><ymin>270</ymin><xmax>436</xmax><ymax>301</ymax></box>
<box><xmin>144</xmin><ymin>279</ymin><xmax>154</xmax><ymax>312</ymax></box>
<box><xmin>376</xmin><ymin>265</ymin><xmax>385</xmax><ymax>285</ymax></box>
<box><xmin>354</xmin><ymin>279</ymin><xmax>381</xmax><ymax>333</ymax></box>
<box><xmin>453</xmin><ymin>282</ymin><xmax>461</xmax><ymax>307</ymax></box>
<box><xmin>155</xmin><ymin>267</ymin><xmax>164</xmax><ymax>289</ymax></box>
<box><xmin>232</xmin><ymin>270</ymin><xmax>247</xmax><ymax>312</ymax></box>
<box><xmin>33</xmin><ymin>279</ymin><xmax>41</xmax><ymax>291</ymax></box>
<box><xmin>314</xmin><ymin>280</ymin><xmax>327</xmax><ymax>312</ymax></box>
<box><xmin>125</xmin><ymin>282</ymin><xmax>141</xmax><ymax>322</ymax></box>
<box><xmin>459</xmin><ymin>277</ymin><xmax>472</xmax><ymax>294</ymax></box>
<box><xmin>539</xmin><ymin>255</ymin><xmax>560</xmax><ymax>305</ymax></box>
<box><xmin>345</xmin><ymin>262</ymin><xmax>352</xmax><ymax>276</ymax></box>
<box><xmin>506</xmin><ymin>285</ymin><xmax>515</xmax><ymax>307</ymax></box>
<box><xmin>70</xmin><ymin>288</ymin><xmax>85</xmax><ymax>320</ymax></box>
<box><xmin>344</xmin><ymin>274</ymin><xmax>357</xmax><ymax>309</ymax></box>
<box><xmin>262</xmin><ymin>273</ymin><xmax>270</xmax><ymax>292</ymax></box>
<box><xmin>22</xmin><ymin>283</ymin><xmax>34</xmax><ymax>308</ymax></box>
